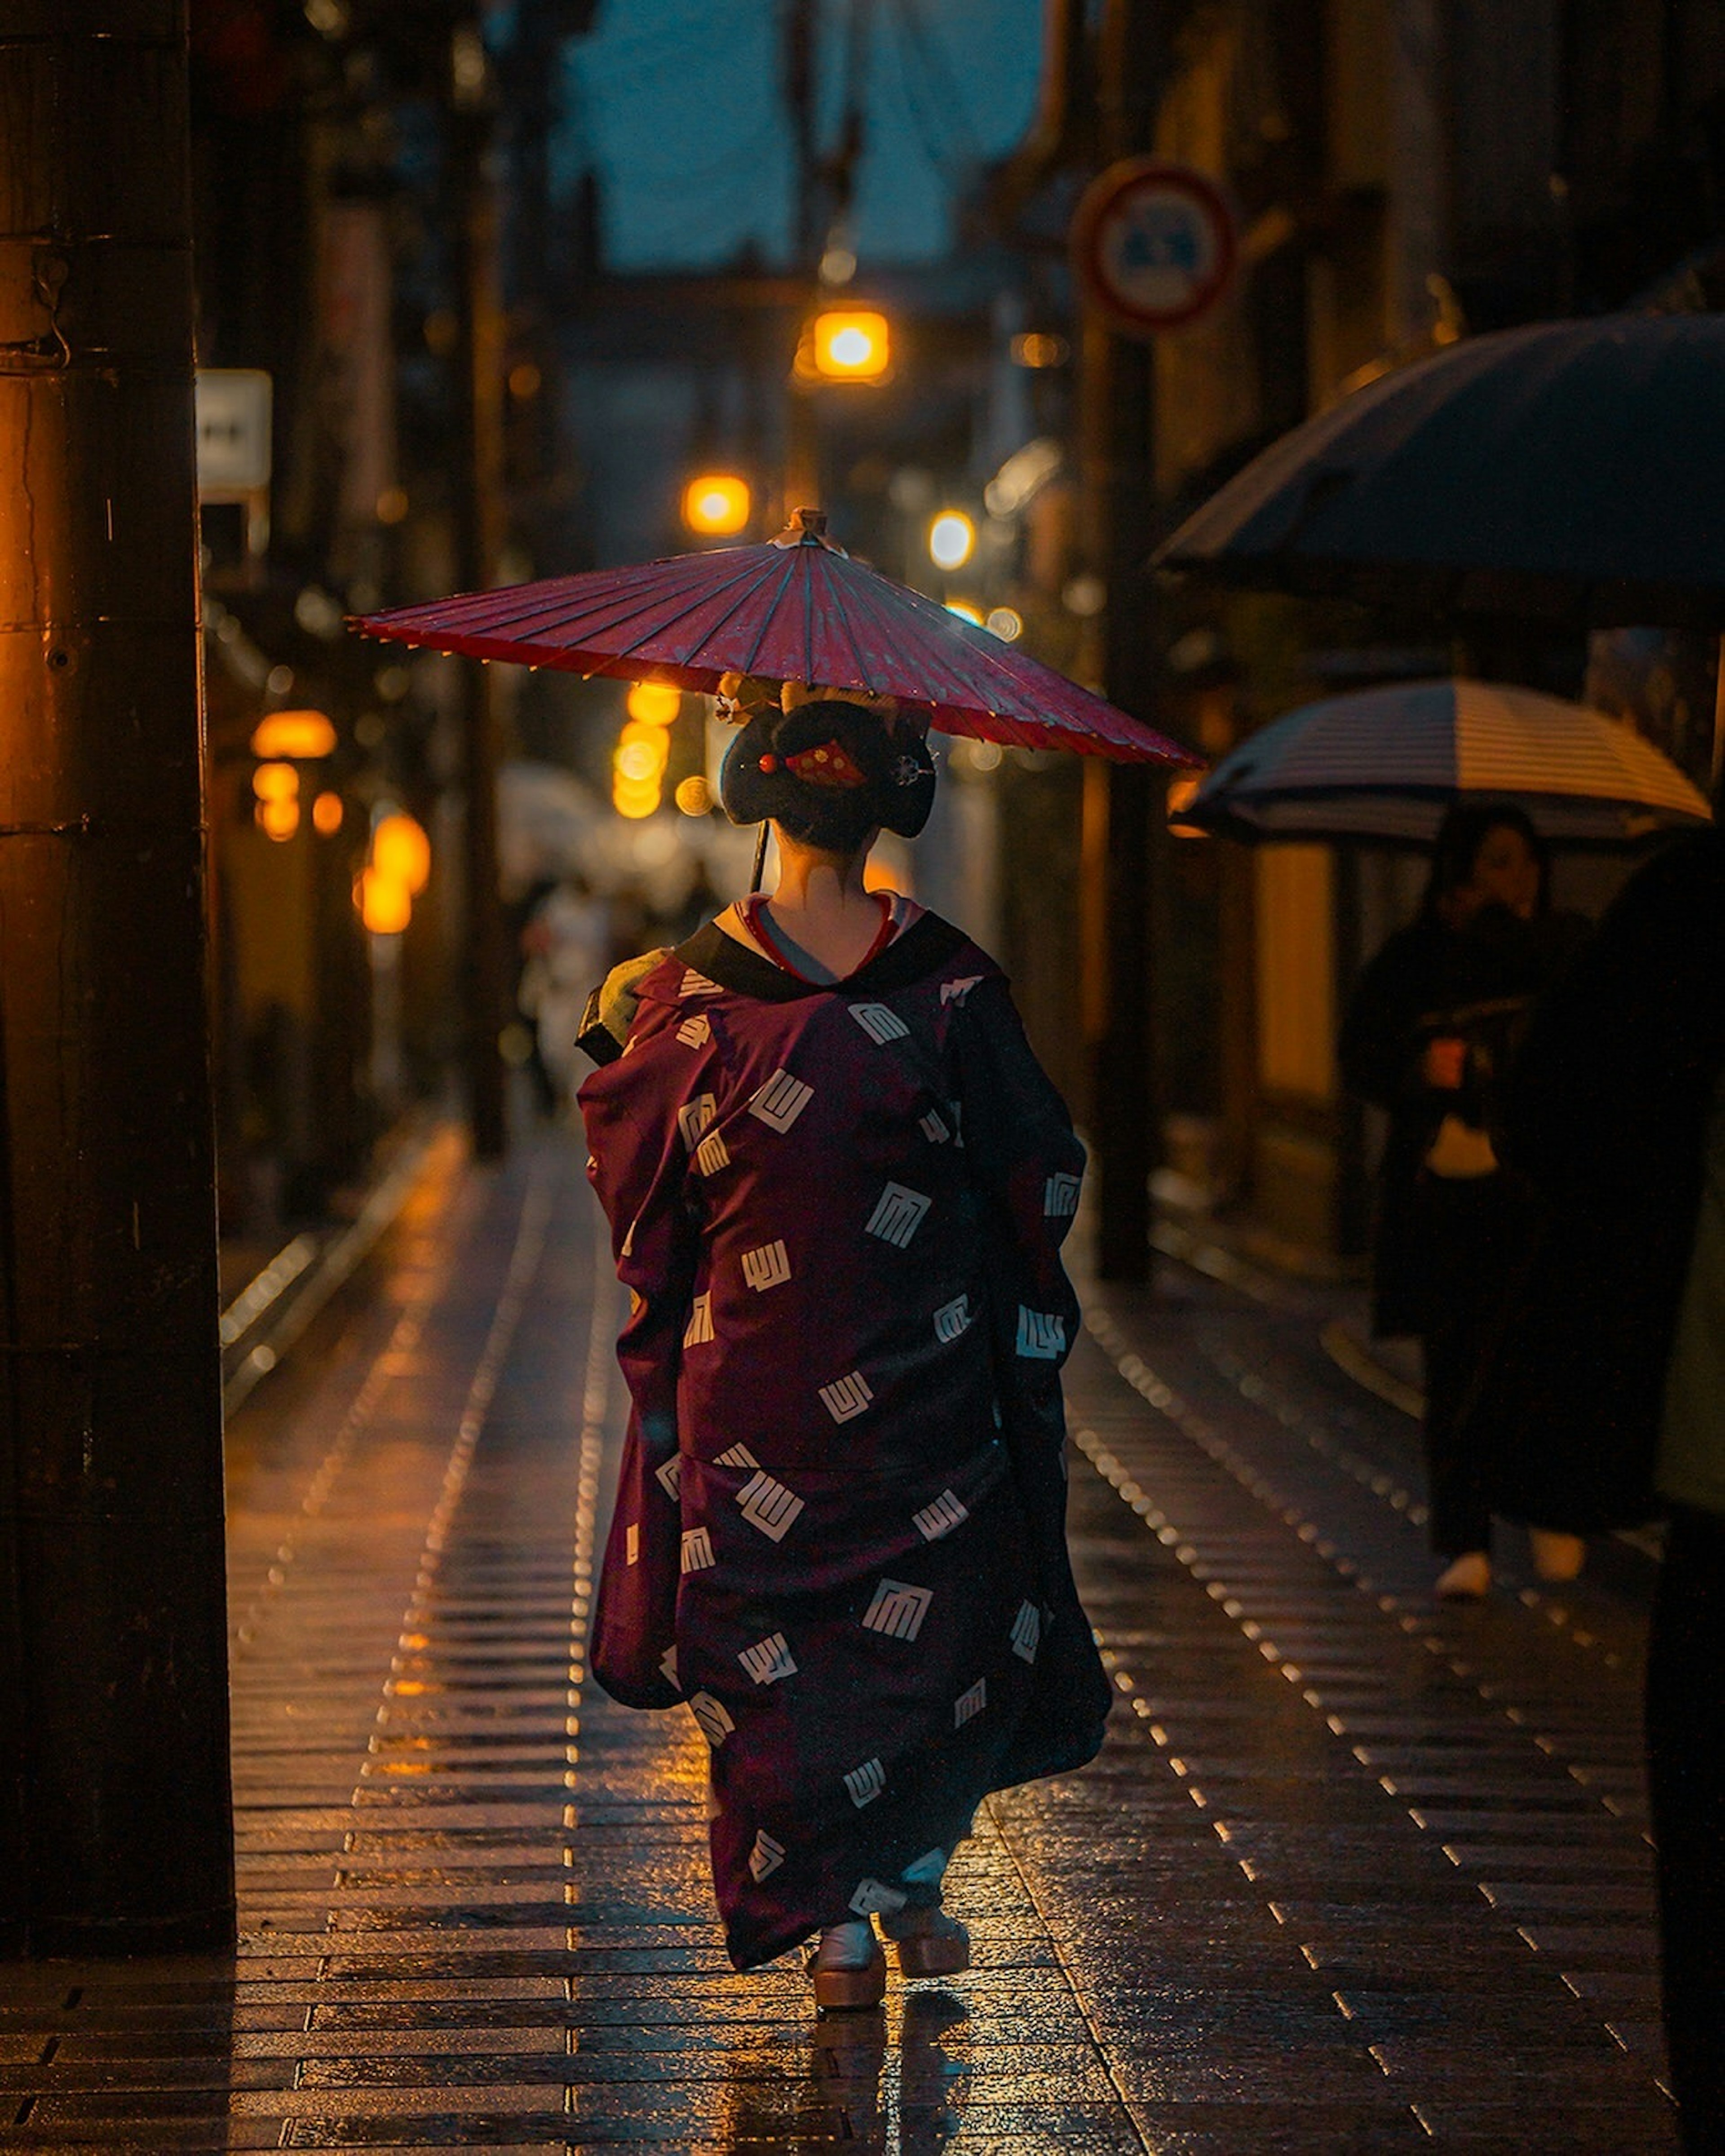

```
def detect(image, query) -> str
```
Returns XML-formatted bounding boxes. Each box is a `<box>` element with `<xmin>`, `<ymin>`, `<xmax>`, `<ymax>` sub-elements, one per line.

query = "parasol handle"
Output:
<box><xmin>750</xmin><ymin>821</ymin><xmax>769</xmax><ymax>893</ymax></box>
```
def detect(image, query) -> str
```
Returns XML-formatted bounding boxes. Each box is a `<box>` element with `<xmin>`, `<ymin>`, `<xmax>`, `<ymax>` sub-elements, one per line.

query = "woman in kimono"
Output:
<box><xmin>577</xmin><ymin>683</ymin><xmax>1110</xmax><ymax>2010</ymax></box>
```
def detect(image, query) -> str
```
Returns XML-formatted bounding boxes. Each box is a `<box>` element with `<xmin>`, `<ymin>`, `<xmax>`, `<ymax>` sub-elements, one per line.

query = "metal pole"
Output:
<box><xmin>449</xmin><ymin>27</ymin><xmax>509</xmax><ymax>1161</ymax></box>
<box><xmin>1080</xmin><ymin>0</ymin><xmax>1164</xmax><ymax>1282</ymax></box>
<box><xmin>0</xmin><ymin>0</ymin><xmax>234</xmax><ymax>1953</ymax></box>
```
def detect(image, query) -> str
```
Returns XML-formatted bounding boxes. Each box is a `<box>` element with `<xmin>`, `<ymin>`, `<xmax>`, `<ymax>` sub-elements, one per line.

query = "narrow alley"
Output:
<box><xmin>0</xmin><ymin>1132</ymin><xmax>1676</xmax><ymax>2152</ymax></box>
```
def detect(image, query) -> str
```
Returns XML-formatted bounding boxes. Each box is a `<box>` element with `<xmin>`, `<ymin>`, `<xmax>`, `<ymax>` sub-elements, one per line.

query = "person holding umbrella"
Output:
<box><xmin>1340</xmin><ymin>802</ymin><xmax>1589</xmax><ymax>1599</ymax></box>
<box><xmin>576</xmin><ymin>680</ymin><xmax>1112</xmax><ymax>2010</ymax></box>
<box><xmin>355</xmin><ymin>508</ymin><xmax>1190</xmax><ymax>2009</ymax></box>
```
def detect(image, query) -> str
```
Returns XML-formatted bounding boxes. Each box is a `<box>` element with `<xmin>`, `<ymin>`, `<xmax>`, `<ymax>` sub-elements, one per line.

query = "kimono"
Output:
<box><xmin>578</xmin><ymin>910</ymin><xmax>1110</xmax><ymax>1970</ymax></box>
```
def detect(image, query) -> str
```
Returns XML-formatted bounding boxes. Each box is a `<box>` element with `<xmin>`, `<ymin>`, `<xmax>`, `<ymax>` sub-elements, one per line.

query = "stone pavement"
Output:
<box><xmin>0</xmin><ymin>1131</ymin><xmax>1677</xmax><ymax>2150</ymax></box>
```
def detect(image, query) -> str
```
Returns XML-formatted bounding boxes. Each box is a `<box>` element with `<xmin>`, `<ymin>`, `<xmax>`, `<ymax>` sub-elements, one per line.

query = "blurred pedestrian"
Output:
<box><xmin>1340</xmin><ymin>804</ymin><xmax>1588</xmax><ymax>1598</ymax></box>
<box><xmin>518</xmin><ymin>874</ymin><xmax>609</xmax><ymax>1112</ymax></box>
<box><xmin>577</xmin><ymin>686</ymin><xmax>1110</xmax><ymax>2011</ymax></box>
<box><xmin>1473</xmin><ymin>824</ymin><xmax>1725</xmax><ymax>2150</ymax></box>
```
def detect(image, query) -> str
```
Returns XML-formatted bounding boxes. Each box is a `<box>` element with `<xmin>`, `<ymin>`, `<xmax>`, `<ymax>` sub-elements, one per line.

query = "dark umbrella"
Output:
<box><xmin>1154</xmin><ymin>314</ymin><xmax>1725</xmax><ymax>629</ymax></box>
<box><xmin>356</xmin><ymin>510</ymin><xmax>1192</xmax><ymax>766</ymax></box>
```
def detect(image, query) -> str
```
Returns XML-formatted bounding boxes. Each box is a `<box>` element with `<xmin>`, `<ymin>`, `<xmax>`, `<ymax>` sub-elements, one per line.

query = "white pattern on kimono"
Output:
<box><xmin>677</xmin><ymin>1094</ymin><xmax>717</xmax><ymax>1148</ymax></box>
<box><xmin>1015</xmin><ymin>1306</ymin><xmax>1067</xmax><ymax>1359</ymax></box>
<box><xmin>861</xmin><ymin>1579</ymin><xmax>933</xmax><ymax>1642</ymax></box>
<box><xmin>1044</xmin><ymin>1171</ymin><xmax>1082</xmax><ymax>1217</ymax></box>
<box><xmin>912</xmin><ymin>1489</ymin><xmax>968</xmax><ymax>1541</ymax></box>
<box><xmin>849</xmin><ymin>1002</ymin><xmax>909</xmax><ymax>1044</ymax></box>
<box><xmin>737</xmin><ymin>1470</ymin><xmax>805</xmax><ymax>1541</ymax></box>
<box><xmin>843</xmin><ymin>1758</ymin><xmax>886</xmax><ymax>1808</ymax></box>
<box><xmin>749</xmin><ymin>1830</ymin><xmax>786</xmax><ymax>1881</ymax></box>
<box><xmin>866</xmin><ymin>1183</ymin><xmax>932</xmax><ymax>1249</ymax></box>
<box><xmin>954</xmin><ymin>1678</ymin><xmax>987</xmax><ymax>1727</ymax></box>
<box><xmin>1010</xmin><ymin>1600</ymin><xmax>1042</xmax><ymax>1663</ymax></box>
<box><xmin>694</xmin><ymin>1130</ymin><xmax>730</xmax><ymax>1176</ymax></box>
<box><xmin>932</xmin><ymin>1294</ymin><xmax>972</xmax><ymax>1344</ymax></box>
<box><xmin>689</xmin><ymin>1691</ymin><xmax>735</xmax><ymax>1747</ymax></box>
<box><xmin>818</xmin><ymin>1371</ymin><xmax>874</xmax><ymax>1422</ymax></box>
<box><xmin>740</xmin><ymin>1239</ymin><xmax>792</xmax><ymax>1291</ymax></box>
<box><xmin>680</xmin><ymin>1526</ymin><xmax>716</xmax><ymax>1574</ymax></box>
<box><xmin>739</xmin><ymin>1632</ymin><xmax>798</xmax><ymax>1685</ymax></box>
<box><xmin>749</xmin><ymin>1069</ymin><xmax>814</xmax><ymax>1132</ymax></box>
<box><xmin>682</xmin><ymin>1293</ymin><xmax>714</xmax><ymax>1348</ymax></box>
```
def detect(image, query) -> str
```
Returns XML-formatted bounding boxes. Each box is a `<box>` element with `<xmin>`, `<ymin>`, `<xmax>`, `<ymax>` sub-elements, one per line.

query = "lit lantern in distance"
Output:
<box><xmin>354</xmin><ymin>808</ymin><xmax>430</xmax><ymax>935</ymax></box>
<box><xmin>252</xmin><ymin>759</ymin><xmax>300</xmax><ymax>842</ymax></box>
<box><xmin>250</xmin><ymin>709</ymin><xmax>337</xmax><ymax>760</ymax></box>
<box><xmin>626</xmin><ymin>681</ymin><xmax>681</xmax><ymax>726</ymax></box>
<box><xmin>929</xmin><ymin>511</ymin><xmax>974</xmax><ymax>570</ymax></box>
<box><xmin>810</xmin><ymin>308</ymin><xmax>890</xmax><ymax>381</ymax></box>
<box><xmin>614</xmin><ymin>684</ymin><xmax>679</xmax><ymax>816</ymax></box>
<box><xmin>682</xmin><ymin>474</ymin><xmax>751</xmax><ymax>536</ymax></box>
<box><xmin>372</xmin><ymin>810</ymin><xmax>431</xmax><ymax>895</ymax></box>
<box><xmin>358</xmin><ymin>865</ymin><xmax>412</xmax><ymax>934</ymax></box>
<box><xmin>312</xmin><ymin>790</ymin><xmax>344</xmax><ymax>835</ymax></box>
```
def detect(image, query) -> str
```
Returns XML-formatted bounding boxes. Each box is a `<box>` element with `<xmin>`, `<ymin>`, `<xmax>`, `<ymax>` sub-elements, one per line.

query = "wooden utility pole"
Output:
<box><xmin>0</xmin><ymin>0</ymin><xmax>234</xmax><ymax>1952</ymax></box>
<box><xmin>449</xmin><ymin>17</ymin><xmax>509</xmax><ymax>1160</ymax></box>
<box><xmin>1079</xmin><ymin>0</ymin><xmax>1164</xmax><ymax>1281</ymax></box>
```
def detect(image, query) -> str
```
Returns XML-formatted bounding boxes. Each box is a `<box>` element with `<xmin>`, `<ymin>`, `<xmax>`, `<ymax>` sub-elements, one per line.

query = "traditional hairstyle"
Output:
<box><xmin>719</xmin><ymin>696</ymin><xmax>935</xmax><ymax>850</ymax></box>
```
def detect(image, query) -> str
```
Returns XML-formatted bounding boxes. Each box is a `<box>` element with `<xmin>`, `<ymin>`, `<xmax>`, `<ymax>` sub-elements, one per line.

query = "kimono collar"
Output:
<box><xmin>667</xmin><ymin>910</ymin><xmax>972</xmax><ymax>1005</ymax></box>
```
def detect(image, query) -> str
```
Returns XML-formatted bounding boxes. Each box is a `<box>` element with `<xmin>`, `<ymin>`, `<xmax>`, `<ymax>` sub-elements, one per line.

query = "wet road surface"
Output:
<box><xmin>0</xmin><ymin>1131</ymin><xmax>1676</xmax><ymax>2149</ymax></box>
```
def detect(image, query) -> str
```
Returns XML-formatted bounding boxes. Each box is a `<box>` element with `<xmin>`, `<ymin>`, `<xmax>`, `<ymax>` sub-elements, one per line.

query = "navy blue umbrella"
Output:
<box><xmin>1154</xmin><ymin>315</ymin><xmax>1725</xmax><ymax>629</ymax></box>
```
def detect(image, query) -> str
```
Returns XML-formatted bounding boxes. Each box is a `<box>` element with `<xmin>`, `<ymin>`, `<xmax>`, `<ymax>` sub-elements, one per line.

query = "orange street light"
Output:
<box><xmin>250</xmin><ymin>709</ymin><xmax>336</xmax><ymax>760</ymax></box>
<box><xmin>358</xmin><ymin>865</ymin><xmax>412</xmax><ymax>935</ymax></box>
<box><xmin>372</xmin><ymin>810</ymin><xmax>431</xmax><ymax>894</ymax></box>
<box><xmin>626</xmin><ymin>681</ymin><xmax>682</xmax><ymax>726</ymax></box>
<box><xmin>809</xmin><ymin>308</ymin><xmax>890</xmax><ymax>382</ymax></box>
<box><xmin>682</xmin><ymin>473</ymin><xmax>752</xmax><ymax>536</ymax></box>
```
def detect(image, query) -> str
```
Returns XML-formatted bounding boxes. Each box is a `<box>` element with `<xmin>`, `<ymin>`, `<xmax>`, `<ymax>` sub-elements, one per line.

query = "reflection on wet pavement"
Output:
<box><xmin>0</xmin><ymin>1133</ymin><xmax>1678</xmax><ymax>2149</ymax></box>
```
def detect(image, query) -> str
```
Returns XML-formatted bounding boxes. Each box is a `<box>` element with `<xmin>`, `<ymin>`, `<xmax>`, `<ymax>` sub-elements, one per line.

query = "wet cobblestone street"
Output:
<box><xmin>0</xmin><ymin>1132</ymin><xmax>1678</xmax><ymax>2150</ymax></box>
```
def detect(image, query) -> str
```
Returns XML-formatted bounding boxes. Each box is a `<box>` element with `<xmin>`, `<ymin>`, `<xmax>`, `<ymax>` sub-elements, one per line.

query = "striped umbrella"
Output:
<box><xmin>1177</xmin><ymin>679</ymin><xmax>1712</xmax><ymax>848</ymax></box>
<box><xmin>354</xmin><ymin>511</ymin><xmax>1190</xmax><ymax>766</ymax></box>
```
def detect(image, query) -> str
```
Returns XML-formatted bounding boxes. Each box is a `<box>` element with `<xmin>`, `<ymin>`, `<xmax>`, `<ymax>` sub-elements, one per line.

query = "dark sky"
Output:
<box><xmin>562</xmin><ymin>0</ymin><xmax>1044</xmax><ymax>269</ymax></box>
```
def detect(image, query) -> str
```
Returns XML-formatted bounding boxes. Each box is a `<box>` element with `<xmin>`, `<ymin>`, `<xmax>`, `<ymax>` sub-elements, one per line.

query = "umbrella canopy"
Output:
<box><xmin>1154</xmin><ymin>315</ymin><xmax>1725</xmax><ymax>629</ymax></box>
<box><xmin>1179</xmin><ymin>679</ymin><xmax>1713</xmax><ymax>848</ymax></box>
<box><xmin>355</xmin><ymin>512</ymin><xmax>1190</xmax><ymax>766</ymax></box>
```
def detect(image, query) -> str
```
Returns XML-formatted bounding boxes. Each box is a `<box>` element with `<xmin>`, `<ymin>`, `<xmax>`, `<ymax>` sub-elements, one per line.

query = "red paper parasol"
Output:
<box><xmin>354</xmin><ymin>511</ymin><xmax>1190</xmax><ymax>766</ymax></box>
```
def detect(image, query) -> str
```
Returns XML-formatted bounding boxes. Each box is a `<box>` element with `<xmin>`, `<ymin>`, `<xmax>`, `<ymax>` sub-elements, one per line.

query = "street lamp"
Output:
<box><xmin>250</xmin><ymin>708</ymin><xmax>336</xmax><ymax>760</ymax></box>
<box><xmin>682</xmin><ymin>472</ymin><xmax>752</xmax><ymax>536</ymax></box>
<box><xmin>929</xmin><ymin>510</ymin><xmax>975</xmax><ymax>570</ymax></box>
<box><xmin>613</xmin><ymin>682</ymin><xmax>680</xmax><ymax>817</ymax></box>
<box><xmin>808</xmin><ymin>307</ymin><xmax>891</xmax><ymax>382</ymax></box>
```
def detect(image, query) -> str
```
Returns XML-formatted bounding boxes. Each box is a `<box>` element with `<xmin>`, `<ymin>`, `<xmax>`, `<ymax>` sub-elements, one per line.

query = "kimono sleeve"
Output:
<box><xmin>951</xmin><ymin>974</ymin><xmax>1110</xmax><ymax>1771</ymax></box>
<box><xmin>952</xmin><ymin>974</ymin><xmax>1085</xmax><ymax>1432</ymax></box>
<box><xmin>577</xmin><ymin>1032</ymin><xmax>705</xmax><ymax>1709</ymax></box>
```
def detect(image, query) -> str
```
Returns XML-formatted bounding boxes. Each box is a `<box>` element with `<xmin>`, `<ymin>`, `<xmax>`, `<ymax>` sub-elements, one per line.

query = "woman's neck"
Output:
<box><xmin>756</xmin><ymin>831</ymin><xmax>885</xmax><ymax>980</ymax></box>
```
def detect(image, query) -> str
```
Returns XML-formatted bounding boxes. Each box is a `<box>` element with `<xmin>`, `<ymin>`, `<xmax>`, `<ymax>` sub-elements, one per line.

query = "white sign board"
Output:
<box><xmin>195</xmin><ymin>369</ymin><xmax>273</xmax><ymax>494</ymax></box>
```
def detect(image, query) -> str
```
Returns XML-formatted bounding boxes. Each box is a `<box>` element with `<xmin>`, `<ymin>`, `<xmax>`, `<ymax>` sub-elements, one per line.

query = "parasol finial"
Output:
<box><xmin>793</xmin><ymin>507</ymin><xmax>827</xmax><ymax>539</ymax></box>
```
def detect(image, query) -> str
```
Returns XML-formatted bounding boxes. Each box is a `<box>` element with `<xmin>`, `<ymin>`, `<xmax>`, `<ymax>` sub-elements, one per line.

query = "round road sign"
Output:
<box><xmin>1071</xmin><ymin>159</ymin><xmax>1238</xmax><ymax>337</ymax></box>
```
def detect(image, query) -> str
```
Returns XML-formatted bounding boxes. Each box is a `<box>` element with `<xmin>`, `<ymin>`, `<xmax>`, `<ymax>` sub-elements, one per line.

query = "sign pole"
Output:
<box><xmin>1071</xmin><ymin>38</ymin><xmax>1237</xmax><ymax>1282</ymax></box>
